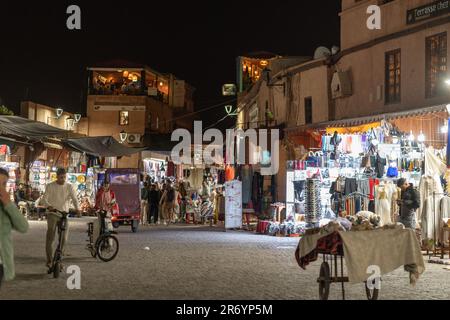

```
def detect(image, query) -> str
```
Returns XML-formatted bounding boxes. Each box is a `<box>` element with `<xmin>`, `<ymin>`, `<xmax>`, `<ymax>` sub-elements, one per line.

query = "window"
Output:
<box><xmin>426</xmin><ymin>32</ymin><xmax>447</xmax><ymax>98</ymax></box>
<box><xmin>385</xmin><ymin>49</ymin><xmax>401</xmax><ymax>104</ymax></box>
<box><xmin>119</xmin><ymin>111</ymin><xmax>129</xmax><ymax>126</ymax></box>
<box><xmin>304</xmin><ymin>97</ymin><xmax>312</xmax><ymax>125</ymax></box>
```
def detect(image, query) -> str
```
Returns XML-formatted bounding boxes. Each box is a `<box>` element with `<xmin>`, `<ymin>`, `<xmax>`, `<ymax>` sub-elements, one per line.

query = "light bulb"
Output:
<box><xmin>442</xmin><ymin>125</ymin><xmax>449</xmax><ymax>134</ymax></box>
<box><xmin>408</xmin><ymin>131</ymin><xmax>415</xmax><ymax>141</ymax></box>
<box><xmin>418</xmin><ymin>131</ymin><xmax>425</xmax><ymax>143</ymax></box>
<box><xmin>392</xmin><ymin>136</ymin><xmax>399</xmax><ymax>144</ymax></box>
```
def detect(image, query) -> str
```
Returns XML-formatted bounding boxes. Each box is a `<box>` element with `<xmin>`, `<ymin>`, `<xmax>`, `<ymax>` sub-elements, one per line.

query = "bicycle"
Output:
<box><xmin>47</xmin><ymin>210</ymin><xmax>69</xmax><ymax>279</ymax></box>
<box><xmin>86</xmin><ymin>210</ymin><xmax>119</xmax><ymax>262</ymax></box>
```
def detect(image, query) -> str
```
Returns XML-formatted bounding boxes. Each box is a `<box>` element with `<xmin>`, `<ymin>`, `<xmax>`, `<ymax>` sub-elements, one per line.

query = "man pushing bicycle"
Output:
<box><xmin>40</xmin><ymin>168</ymin><xmax>80</xmax><ymax>269</ymax></box>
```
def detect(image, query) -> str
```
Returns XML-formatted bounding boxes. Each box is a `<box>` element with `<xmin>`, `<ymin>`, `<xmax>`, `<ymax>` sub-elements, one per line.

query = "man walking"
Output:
<box><xmin>40</xmin><ymin>168</ymin><xmax>80</xmax><ymax>269</ymax></box>
<box><xmin>148</xmin><ymin>184</ymin><xmax>160</xmax><ymax>224</ymax></box>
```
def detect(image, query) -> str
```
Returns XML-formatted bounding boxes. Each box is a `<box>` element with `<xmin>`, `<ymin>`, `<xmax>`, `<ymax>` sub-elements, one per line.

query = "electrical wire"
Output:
<box><xmin>165</xmin><ymin>98</ymin><xmax>237</xmax><ymax>124</ymax></box>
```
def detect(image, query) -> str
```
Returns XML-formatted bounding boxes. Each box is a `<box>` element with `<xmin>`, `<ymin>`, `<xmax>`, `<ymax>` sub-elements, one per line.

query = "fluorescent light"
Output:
<box><xmin>446</xmin><ymin>104</ymin><xmax>450</xmax><ymax>115</ymax></box>
<box><xmin>442</xmin><ymin>125</ymin><xmax>449</xmax><ymax>134</ymax></box>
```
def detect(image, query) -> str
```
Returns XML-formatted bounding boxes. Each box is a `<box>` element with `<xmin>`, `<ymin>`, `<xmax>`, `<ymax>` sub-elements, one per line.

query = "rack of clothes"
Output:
<box><xmin>421</xmin><ymin>191</ymin><xmax>450</xmax><ymax>248</ymax></box>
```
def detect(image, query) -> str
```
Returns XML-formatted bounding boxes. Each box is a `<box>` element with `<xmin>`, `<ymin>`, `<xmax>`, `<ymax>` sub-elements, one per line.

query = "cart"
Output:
<box><xmin>106</xmin><ymin>168</ymin><xmax>141</xmax><ymax>233</ymax></box>
<box><xmin>314</xmin><ymin>233</ymin><xmax>380</xmax><ymax>300</ymax></box>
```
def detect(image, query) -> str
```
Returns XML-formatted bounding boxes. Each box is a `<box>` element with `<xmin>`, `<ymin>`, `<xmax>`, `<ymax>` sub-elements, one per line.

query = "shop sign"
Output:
<box><xmin>407</xmin><ymin>0</ymin><xmax>450</xmax><ymax>25</ymax></box>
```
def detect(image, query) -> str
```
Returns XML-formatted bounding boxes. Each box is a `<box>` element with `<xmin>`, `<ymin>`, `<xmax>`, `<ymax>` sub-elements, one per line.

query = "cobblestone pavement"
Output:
<box><xmin>1</xmin><ymin>219</ymin><xmax>449</xmax><ymax>300</ymax></box>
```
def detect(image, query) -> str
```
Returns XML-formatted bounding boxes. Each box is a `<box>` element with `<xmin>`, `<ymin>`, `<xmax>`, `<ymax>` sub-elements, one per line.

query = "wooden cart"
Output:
<box><xmin>316</xmin><ymin>245</ymin><xmax>380</xmax><ymax>300</ymax></box>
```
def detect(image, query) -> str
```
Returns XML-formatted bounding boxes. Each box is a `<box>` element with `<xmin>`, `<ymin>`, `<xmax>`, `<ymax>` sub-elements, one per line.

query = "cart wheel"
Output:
<box><xmin>318</xmin><ymin>262</ymin><xmax>331</xmax><ymax>300</ymax></box>
<box><xmin>112</xmin><ymin>222</ymin><xmax>120</xmax><ymax>229</ymax></box>
<box><xmin>365</xmin><ymin>279</ymin><xmax>380</xmax><ymax>300</ymax></box>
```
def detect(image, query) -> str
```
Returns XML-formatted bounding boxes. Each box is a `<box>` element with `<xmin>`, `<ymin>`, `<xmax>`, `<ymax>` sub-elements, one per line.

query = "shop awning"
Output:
<box><xmin>322</xmin><ymin>104</ymin><xmax>448</xmax><ymax>128</ymax></box>
<box><xmin>63</xmin><ymin>136</ymin><xmax>146</xmax><ymax>157</ymax></box>
<box><xmin>0</xmin><ymin>116</ymin><xmax>69</xmax><ymax>140</ymax></box>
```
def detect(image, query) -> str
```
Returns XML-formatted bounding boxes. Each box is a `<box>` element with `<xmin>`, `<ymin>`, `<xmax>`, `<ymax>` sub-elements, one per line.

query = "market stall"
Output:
<box><xmin>295</xmin><ymin>217</ymin><xmax>425</xmax><ymax>300</ymax></box>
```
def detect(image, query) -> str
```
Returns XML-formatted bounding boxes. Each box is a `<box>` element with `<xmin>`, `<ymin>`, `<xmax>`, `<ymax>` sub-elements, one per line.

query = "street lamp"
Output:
<box><xmin>74</xmin><ymin>114</ymin><xmax>82</xmax><ymax>123</ymax></box>
<box><xmin>119</xmin><ymin>130</ymin><xmax>128</xmax><ymax>143</ymax></box>
<box><xmin>66</xmin><ymin>116</ymin><xmax>75</xmax><ymax>130</ymax></box>
<box><xmin>55</xmin><ymin>108</ymin><xmax>64</xmax><ymax>119</ymax></box>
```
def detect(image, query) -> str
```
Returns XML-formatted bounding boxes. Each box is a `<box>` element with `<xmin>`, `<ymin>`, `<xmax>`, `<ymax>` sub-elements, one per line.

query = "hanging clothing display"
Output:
<box><xmin>241</xmin><ymin>165</ymin><xmax>253</xmax><ymax>205</ymax></box>
<box><xmin>419</xmin><ymin>175</ymin><xmax>444</xmax><ymax>223</ymax></box>
<box><xmin>421</xmin><ymin>194</ymin><xmax>444</xmax><ymax>243</ymax></box>
<box><xmin>440</xmin><ymin>196</ymin><xmax>450</xmax><ymax>245</ymax></box>
<box><xmin>225</xmin><ymin>165</ymin><xmax>235</xmax><ymax>182</ymax></box>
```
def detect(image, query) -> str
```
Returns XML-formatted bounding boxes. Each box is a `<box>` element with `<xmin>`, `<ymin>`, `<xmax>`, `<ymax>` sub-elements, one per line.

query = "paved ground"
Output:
<box><xmin>1</xmin><ymin>219</ymin><xmax>450</xmax><ymax>300</ymax></box>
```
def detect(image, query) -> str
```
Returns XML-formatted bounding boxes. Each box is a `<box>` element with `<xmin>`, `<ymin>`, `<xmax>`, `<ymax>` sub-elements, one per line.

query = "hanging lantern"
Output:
<box><xmin>132</xmin><ymin>75</ymin><xmax>138</xmax><ymax>82</ymax></box>
<box><xmin>260</xmin><ymin>60</ymin><xmax>269</xmax><ymax>67</ymax></box>
<box><xmin>123</xmin><ymin>71</ymin><xmax>129</xmax><ymax>78</ymax></box>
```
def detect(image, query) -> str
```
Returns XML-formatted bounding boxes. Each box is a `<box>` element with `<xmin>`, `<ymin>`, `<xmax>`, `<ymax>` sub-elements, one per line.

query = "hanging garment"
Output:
<box><xmin>225</xmin><ymin>165</ymin><xmax>235</xmax><ymax>181</ymax></box>
<box><xmin>241</xmin><ymin>166</ymin><xmax>253</xmax><ymax>205</ymax></box>
<box><xmin>421</xmin><ymin>195</ymin><xmax>444</xmax><ymax>242</ymax></box>
<box><xmin>419</xmin><ymin>175</ymin><xmax>444</xmax><ymax>223</ymax></box>
<box><xmin>375</xmin><ymin>155</ymin><xmax>386</xmax><ymax>178</ymax></box>
<box><xmin>376</xmin><ymin>187</ymin><xmax>392</xmax><ymax>227</ymax></box>
<box><xmin>356</xmin><ymin>179</ymin><xmax>370</xmax><ymax>196</ymax></box>
<box><xmin>441</xmin><ymin>197</ymin><xmax>450</xmax><ymax>245</ymax></box>
<box><xmin>344</xmin><ymin>178</ymin><xmax>357</xmax><ymax>196</ymax></box>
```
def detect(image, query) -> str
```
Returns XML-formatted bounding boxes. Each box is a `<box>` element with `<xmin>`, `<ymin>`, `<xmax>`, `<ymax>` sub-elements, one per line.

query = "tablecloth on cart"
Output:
<box><xmin>295</xmin><ymin>228</ymin><xmax>425</xmax><ymax>284</ymax></box>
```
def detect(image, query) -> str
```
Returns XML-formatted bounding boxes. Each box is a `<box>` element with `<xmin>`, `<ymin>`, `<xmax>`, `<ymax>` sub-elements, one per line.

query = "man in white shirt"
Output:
<box><xmin>40</xmin><ymin>168</ymin><xmax>80</xmax><ymax>268</ymax></box>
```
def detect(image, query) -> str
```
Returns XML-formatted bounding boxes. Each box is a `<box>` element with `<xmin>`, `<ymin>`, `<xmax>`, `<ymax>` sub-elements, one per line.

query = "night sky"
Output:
<box><xmin>0</xmin><ymin>1</ymin><xmax>340</xmax><ymax>127</ymax></box>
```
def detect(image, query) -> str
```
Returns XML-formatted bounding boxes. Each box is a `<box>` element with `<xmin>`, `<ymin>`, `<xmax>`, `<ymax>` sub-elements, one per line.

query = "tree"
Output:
<box><xmin>0</xmin><ymin>105</ymin><xmax>14</xmax><ymax>116</ymax></box>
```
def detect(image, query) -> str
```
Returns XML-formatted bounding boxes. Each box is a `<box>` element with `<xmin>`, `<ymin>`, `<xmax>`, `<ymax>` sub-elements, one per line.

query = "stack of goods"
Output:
<box><xmin>305</xmin><ymin>179</ymin><xmax>321</xmax><ymax>229</ymax></box>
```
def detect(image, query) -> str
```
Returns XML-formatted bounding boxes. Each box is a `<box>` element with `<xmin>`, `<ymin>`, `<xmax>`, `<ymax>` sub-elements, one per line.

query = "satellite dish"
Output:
<box><xmin>331</xmin><ymin>46</ymin><xmax>340</xmax><ymax>55</ymax></box>
<box><xmin>314</xmin><ymin>46</ymin><xmax>332</xmax><ymax>60</ymax></box>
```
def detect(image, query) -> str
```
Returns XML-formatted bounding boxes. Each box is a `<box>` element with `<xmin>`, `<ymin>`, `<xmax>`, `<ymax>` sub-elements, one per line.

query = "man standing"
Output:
<box><xmin>40</xmin><ymin>168</ymin><xmax>80</xmax><ymax>268</ymax></box>
<box><xmin>140</xmin><ymin>182</ymin><xmax>149</xmax><ymax>226</ymax></box>
<box><xmin>0</xmin><ymin>168</ymin><xmax>29</xmax><ymax>287</ymax></box>
<box><xmin>148</xmin><ymin>184</ymin><xmax>160</xmax><ymax>225</ymax></box>
<box><xmin>397</xmin><ymin>178</ymin><xmax>420</xmax><ymax>230</ymax></box>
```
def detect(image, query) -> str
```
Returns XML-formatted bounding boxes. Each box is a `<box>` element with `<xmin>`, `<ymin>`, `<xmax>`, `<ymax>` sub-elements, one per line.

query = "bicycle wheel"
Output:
<box><xmin>96</xmin><ymin>235</ymin><xmax>119</xmax><ymax>262</ymax></box>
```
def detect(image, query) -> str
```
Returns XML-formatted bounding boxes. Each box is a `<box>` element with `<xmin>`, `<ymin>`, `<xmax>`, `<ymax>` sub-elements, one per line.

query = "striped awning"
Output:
<box><xmin>323</xmin><ymin>104</ymin><xmax>447</xmax><ymax>128</ymax></box>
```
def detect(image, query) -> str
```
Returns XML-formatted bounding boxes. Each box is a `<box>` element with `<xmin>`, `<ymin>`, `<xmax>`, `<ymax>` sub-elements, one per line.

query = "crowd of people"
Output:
<box><xmin>139</xmin><ymin>175</ymin><xmax>220</xmax><ymax>226</ymax></box>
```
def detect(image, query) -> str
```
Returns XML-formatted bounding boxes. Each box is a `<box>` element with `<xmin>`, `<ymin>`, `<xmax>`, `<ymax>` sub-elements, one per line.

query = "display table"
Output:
<box><xmin>256</xmin><ymin>220</ymin><xmax>270</xmax><ymax>234</ymax></box>
<box><xmin>296</xmin><ymin>228</ymin><xmax>425</xmax><ymax>284</ymax></box>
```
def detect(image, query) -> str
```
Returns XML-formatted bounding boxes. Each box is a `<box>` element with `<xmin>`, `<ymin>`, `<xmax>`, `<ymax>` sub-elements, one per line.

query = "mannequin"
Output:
<box><xmin>376</xmin><ymin>185</ymin><xmax>392</xmax><ymax>226</ymax></box>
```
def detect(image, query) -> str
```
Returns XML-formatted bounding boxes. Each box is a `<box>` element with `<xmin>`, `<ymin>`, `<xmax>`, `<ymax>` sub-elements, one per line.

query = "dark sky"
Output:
<box><xmin>0</xmin><ymin>1</ymin><xmax>340</xmax><ymax>127</ymax></box>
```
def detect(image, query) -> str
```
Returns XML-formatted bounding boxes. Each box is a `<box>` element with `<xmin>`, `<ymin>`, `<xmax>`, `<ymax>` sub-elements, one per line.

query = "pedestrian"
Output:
<box><xmin>140</xmin><ymin>182</ymin><xmax>149</xmax><ymax>225</ymax></box>
<box><xmin>95</xmin><ymin>181</ymin><xmax>116</xmax><ymax>233</ymax></box>
<box><xmin>397</xmin><ymin>178</ymin><xmax>421</xmax><ymax>230</ymax></box>
<box><xmin>148</xmin><ymin>184</ymin><xmax>160</xmax><ymax>224</ymax></box>
<box><xmin>40</xmin><ymin>168</ymin><xmax>80</xmax><ymax>269</ymax></box>
<box><xmin>0</xmin><ymin>168</ymin><xmax>29</xmax><ymax>287</ymax></box>
<box><xmin>159</xmin><ymin>182</ymin><xmax>177</xmax><ymax>225</ymax></box>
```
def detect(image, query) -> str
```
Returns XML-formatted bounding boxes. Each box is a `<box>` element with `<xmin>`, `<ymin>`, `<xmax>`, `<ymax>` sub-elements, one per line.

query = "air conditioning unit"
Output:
<box><xmin>127</xmin><ymin>134</ymin><xmax>142</xmax><ymax>144</ymax></box>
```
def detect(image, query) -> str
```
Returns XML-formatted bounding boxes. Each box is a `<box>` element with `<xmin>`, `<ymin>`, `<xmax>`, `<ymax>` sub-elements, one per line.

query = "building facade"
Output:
<box><xmin>86</xmin><ymin>61</ymin><xmax>196</xmax><ymax>168</ymax></box>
